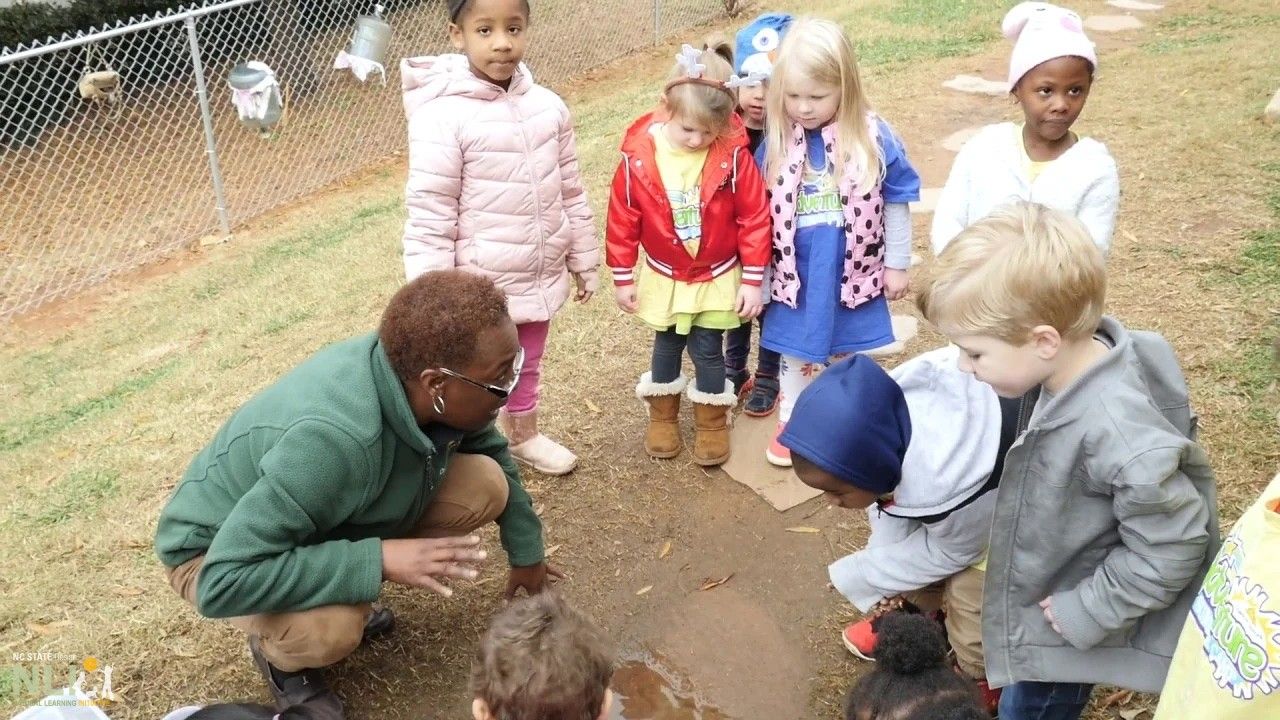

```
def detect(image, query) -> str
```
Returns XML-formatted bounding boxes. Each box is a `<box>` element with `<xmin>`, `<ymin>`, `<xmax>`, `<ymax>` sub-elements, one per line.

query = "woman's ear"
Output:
<box><xmin>595</xmin><ymin>689</ymin><xmax>615</xmax><ymax>720</ymax></box>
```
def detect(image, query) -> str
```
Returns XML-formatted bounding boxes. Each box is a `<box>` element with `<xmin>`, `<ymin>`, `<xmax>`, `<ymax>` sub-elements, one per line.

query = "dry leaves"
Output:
<box><xmin>635</xmin><ymin>585</ymin><xmax>653</xmax><ymax>596</ymax></box>
<box><xmin>659</xmin><ymin>540</ymin><xmax>672</xmax><ymax>559</ymax></box>
<box><xmin>1102</xmin><ymin>690</ymin><xmax>1134</xmax><ymax>708</ymax></box>
<box><xmin>112</xmin><ymin>586</ymin><xmax>145</xmax><ymax>597</ymax></box>
<box><xmin>586</xmin><ymin>398</ymin><xmax>601</xmax><ymax>413</ymax></box>
<box><xmin>698</xmin><ymin>573</ymin><xmax>734</xmax><ymax>591</ymax></box>
<box><xmin>545</xmin><ymin>544</ymin><xmax>561</xmax><ymax>557</ymax></box>
<box><xmin>26</xmin><ymin>620</ymin><xmax>71</xmax><ymax>636</ymax></box>
<box><xmin>785</xmin><ymin>526</ymin><xmax>821</xmax><ymax>534</ymax></box>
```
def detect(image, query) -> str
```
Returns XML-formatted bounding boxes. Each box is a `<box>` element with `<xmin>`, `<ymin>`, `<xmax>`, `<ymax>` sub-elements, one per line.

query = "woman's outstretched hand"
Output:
<box><xmin>381</xmin><ymin>535</ymin><xmax>488</xmax><ymax>597</ymax></box>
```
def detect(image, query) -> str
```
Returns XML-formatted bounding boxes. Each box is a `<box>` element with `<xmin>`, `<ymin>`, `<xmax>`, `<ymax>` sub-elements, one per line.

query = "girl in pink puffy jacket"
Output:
<box><xmin>401</xmin><ymin>0</ymin><xmax>599</xmax><ymax>476</ymax></box>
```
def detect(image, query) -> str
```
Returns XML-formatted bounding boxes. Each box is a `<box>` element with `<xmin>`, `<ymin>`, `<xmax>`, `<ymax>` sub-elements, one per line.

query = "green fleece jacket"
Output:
<box><xmin>154</xmin><ymin>333</ymin><xmax>544</xmax><ymax>619</ymax></box>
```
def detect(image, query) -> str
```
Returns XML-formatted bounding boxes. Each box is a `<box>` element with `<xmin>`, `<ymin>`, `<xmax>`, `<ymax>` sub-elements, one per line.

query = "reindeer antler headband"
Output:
<box><xmin>663</xmin><ymin>44</ymin><xmax>736</xmax><ymax>99</ymax></box>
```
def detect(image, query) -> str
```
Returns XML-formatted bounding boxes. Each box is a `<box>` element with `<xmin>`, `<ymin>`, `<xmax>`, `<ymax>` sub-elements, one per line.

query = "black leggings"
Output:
<box><xmin>651</xmin><ymin>326</ymin><xmax>726</xmax><ymax>394</ymax></box>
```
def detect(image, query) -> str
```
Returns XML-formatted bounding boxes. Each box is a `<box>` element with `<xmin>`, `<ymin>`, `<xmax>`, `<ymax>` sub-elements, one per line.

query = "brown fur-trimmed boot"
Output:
<box><xmin>635</xmin><ymin>372</ymin><xmax>687</xmax><ymax>459</ymax></box>
<box><xmin>688</xmin><ymin>380</ymin><xmax>736</xmax><ymax>466</ymax></box>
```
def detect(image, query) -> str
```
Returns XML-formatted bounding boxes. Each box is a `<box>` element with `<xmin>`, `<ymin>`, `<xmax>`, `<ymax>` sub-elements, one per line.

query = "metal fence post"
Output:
<box><xmin>653</xmin><ymin>0</ymin><xmax>660</xmax><ymax>46</ymax></box>
<box><xmin>185</xmin><ymin>15</ymin><xmax>232</xmax><ymax>235</ymax></box>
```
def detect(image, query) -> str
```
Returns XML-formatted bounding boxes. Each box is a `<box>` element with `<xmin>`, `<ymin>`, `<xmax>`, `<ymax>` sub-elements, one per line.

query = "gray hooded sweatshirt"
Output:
<box><xmin>983</xmin><ymin>316</ymin><xmax>1220</xmax><ymax>693</ymax></box>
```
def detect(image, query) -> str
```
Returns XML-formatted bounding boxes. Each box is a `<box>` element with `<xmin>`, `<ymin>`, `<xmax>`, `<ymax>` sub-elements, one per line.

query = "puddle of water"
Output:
<box><xmin>609</xmin><ymin>654</ymin><xmax>729</xmax><ymax>720</ymax></box>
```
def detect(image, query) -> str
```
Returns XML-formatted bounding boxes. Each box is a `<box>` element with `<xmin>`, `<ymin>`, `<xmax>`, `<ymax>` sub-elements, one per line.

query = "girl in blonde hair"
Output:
<box><xmin>606</xmin><ymin>45</ymin><xmax>771</xmax><ymax>467</ymax></box>
<box><xmin>757</xmin><ymin>18</ymin><xmax>921</xmax><ymax>467</ymax></box>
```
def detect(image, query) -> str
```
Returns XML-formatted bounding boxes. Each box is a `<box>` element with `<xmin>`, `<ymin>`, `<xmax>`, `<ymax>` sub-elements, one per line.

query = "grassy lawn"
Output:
<box><xmin>1</xmin><ymin>0</ymin><xmax>1277</xmax><ymax>718</ymax></box>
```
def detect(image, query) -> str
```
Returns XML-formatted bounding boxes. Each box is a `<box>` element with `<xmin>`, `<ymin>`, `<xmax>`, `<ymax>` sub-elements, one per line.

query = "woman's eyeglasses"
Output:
<box><xmin>437</xmin><ymin>347</ymin><xmax>525</xmax><ymax>403</ymax></box>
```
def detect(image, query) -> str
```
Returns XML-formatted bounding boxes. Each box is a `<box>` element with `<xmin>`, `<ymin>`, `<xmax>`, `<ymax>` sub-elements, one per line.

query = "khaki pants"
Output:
<box><xmin>165</xmin><ymin>453</ymin><xmax>508</xmax><ymax>672</ymax></box>
<box><xmin>906</xmin><ymin>565</ymin><xmax>986</xmax><ymax>680</ymax></box>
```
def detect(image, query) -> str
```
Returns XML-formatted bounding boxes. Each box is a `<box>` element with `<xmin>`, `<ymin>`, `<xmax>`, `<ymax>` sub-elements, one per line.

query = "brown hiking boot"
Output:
<box><xmin>636</xmin><ymin>372</ymin><xmax>687</xmax><ymax>459</ymax></box>
<box><xmin>688</xmin><ymin>380</ymin><xmax>736</xmax><ymax>466</ymax></box>
<box><xmin>248</xmin><ymin>635</ymin><xmax>344</xmax><ymax>717</ymax></box>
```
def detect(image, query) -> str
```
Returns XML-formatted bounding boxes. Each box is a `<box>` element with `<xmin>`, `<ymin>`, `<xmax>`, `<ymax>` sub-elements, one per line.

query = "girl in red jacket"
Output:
<box><xmin>606</xmin><ymin>44</ymin><xmax>772</xmax><ymax>467</ymax></box>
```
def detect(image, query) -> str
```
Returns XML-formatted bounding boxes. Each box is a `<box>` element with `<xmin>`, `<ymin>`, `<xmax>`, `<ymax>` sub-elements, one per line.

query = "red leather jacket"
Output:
<box><xmin>605</xmin><ymin>111</ymin><xmax>771</xmax><ymax>287</ymax></box>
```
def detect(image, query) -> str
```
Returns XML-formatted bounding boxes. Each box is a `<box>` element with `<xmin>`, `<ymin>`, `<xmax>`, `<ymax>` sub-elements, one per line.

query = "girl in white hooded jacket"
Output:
<box><xmin>931</xmin><ymin>2</ymin><xmax>1119</xmax><ymax>256</ymax></box>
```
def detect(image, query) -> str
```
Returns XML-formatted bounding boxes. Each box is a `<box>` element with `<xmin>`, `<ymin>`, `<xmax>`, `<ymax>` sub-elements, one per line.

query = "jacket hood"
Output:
<box><xmin>620</xmin><ymin>109</ymin><xmax>748</xmax><ymax>156</ymax></box>
<box><xmin>887</xmin><ymin>345</ymin><xmax>1002</xmax><ymax>518</ymax></box>
<box><xmin>401</xmin><ymin>53</ymin><xmax>533</xmax><ymax>118</ymax></box>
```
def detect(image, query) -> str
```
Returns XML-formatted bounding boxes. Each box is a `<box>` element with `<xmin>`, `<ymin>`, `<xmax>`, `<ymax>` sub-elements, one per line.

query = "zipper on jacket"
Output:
<box><xmin>509</xmin><ymin>97</ymin><xmax>550</xmax><ymax>317</ymax></box>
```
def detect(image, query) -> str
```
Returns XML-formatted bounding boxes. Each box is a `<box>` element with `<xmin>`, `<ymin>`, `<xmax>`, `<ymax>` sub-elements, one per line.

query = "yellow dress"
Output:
<box><xmin>634</xmin><ymin>124</ymin><xmax>742</xmax><ymax>335</ymax></box>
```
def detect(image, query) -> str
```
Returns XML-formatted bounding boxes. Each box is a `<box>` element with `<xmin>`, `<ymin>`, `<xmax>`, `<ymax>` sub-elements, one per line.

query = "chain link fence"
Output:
<box><xmin>0</xmin><ymin>0</ymin><xmax>729</xmax><ymax>320</ymax></box>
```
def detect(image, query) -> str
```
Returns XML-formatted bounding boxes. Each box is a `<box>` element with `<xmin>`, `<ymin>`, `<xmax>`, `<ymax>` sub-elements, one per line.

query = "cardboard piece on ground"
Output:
<box><xmin>864</xmin><ymin>315</ymin><xmax>919</xmax><ymax>359</ymax></box>
<box><xmin>723</xmin><ymin>414</ymin><xmax>821</xmax><ymax>512</ymax></box>
<box><xmin>910</xmin><ymin>188</ymin><xmax>942</xmax><ymax>215</ymax></box>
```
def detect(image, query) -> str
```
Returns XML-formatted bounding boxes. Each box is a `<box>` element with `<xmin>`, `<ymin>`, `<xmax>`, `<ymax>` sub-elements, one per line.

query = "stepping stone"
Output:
<box><xmin>910</xmin><ymin>188</ymin><xmax>942</xmax><ymax>215</ymax></box>
<box><xmin>942</xmin><ymin>126</ymin><xmax>983</xmax><ymax>153</ymax></box>
<box><xmin>941</xmin><ymin>74</ymin><xmax>1008</xmax><ymax>97</ymax></box>
<box><xmin>1265</xmin><ymin>88</ymin><xmax>1280</xmax><ymax>124</ymax></box>
<box><xmin>1105</xmin><ymin>0</ymin><xmax>1163</xmax><ymax>10</ymax></box>
<box><xmin>865</xmin><ymin>315</ymin><xmax>919</xmax><ymax>359</ymax></box>
<box><xmin>1084</xmin><ymin>15</ymin><xmax>1145</xmax><ymax>32</ymax></box>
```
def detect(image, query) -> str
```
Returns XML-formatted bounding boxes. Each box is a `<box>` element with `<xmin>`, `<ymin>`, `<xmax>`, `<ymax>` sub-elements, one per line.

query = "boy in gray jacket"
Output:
<box><xmin>916</xmin><ymin>201</ymin><xmax>1219</xmax><ymax>720</ymax></box>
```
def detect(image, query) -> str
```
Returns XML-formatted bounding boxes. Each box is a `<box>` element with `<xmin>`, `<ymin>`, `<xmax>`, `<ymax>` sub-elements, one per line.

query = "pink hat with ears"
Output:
<box><xmin>1003</xmin><ymin>2</ymin><xmax>1097</xmax><ymax>88</ymax></box>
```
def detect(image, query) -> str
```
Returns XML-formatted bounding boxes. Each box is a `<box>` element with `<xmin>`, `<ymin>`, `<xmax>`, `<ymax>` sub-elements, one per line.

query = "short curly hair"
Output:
<box><xmin>378</xmin><ymin>270</ymin><xmax>510</xmax><ymax>382</ymax></box>
<box><xmin>471</xmin><ymin>592</ymin><xmax>614</xmax><ymax>720</ymax></box>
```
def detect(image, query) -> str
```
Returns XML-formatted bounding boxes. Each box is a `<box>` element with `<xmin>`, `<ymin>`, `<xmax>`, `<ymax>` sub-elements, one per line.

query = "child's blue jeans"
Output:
<box><xmin>998</xmin><ymin>681</ymin><xmax>1093</xmax><ymax>720</ymax></box>
<box><xmin>724</xmin><ymin>315</ymin><xmax>780</xmax><ymax>378</ymax></box>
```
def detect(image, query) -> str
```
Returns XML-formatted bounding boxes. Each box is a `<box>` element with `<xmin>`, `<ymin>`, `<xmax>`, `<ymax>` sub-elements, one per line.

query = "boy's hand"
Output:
<box><xmin>614</xmin><ymin>285</ymin><xmax>638</xmax><ymax>313</ymax></box>
<box><xmin>572</xmin><ymin>272</ymin><xmax>594</xmax><ymax>303</ymax></box>
<box><xmin>1039</xmin><ymin>597</ymin><xmax>1063</xmax><ymax>635</ymax></box>
<box><xmin>736</xmin><ymin>285</ymin><xmax>763</xmax><ymax>319</ymax></box>
<box><xmin>884</xmin><ymin>268</ymin><xmax>910</xmax><ymax>301</ymax></box>
<box><xmin>504</xmin><ymin>561</ymin><xmax>566</xmax><ymax>599</ymax></box>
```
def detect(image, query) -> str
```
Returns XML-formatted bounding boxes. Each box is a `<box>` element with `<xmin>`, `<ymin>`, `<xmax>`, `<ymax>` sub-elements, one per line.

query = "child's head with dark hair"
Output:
<box><xmin>844</xmin><ymin>612</ymin><xmax>989</xmax><ymax>720</ymax></box>
<box><xmin>447</xmin><ymin>0</ymin><xmax>533</xmax><ymax>88</ymax></box>
<box><xmin>471</xmin><ymin>592</ymin><xmax>616</xmax><ymax>720</ymax></box>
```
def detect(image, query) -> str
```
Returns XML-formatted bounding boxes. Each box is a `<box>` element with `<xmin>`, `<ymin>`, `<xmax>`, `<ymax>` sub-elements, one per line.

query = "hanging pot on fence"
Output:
<box><xmin>333</xmin><ymin>4</ymin><xmax>391</xmax><ymax>84</ymax></box>
<box><xmin>228</xmin><ymin>61</ymin><xmax>284</xmax><ymax>136</ymax></box>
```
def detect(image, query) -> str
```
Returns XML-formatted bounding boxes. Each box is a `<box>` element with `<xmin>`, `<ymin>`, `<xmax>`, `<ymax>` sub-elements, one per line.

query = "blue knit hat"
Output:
<box><xmin>734</xmin><ymin>12</ymin><xmax>794</xmax><ymax>79</ymax></box>
<box><xmin>779</xmin><ymin>355</ymin><xmax>911</xmax><ymax>495</ymax></box>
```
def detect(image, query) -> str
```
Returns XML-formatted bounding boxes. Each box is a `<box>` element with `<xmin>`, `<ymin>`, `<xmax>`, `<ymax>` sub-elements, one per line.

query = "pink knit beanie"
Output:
<box><xmin>1003</xmin><ymin>2</ymin><xmax>1098</xmax><ymax>88</ymax></box>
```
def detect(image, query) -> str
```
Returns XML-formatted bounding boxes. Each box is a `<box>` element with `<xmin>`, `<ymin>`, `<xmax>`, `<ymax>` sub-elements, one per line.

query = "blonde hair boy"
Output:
<box><xmin>916</xmin><ymin>200</ymin><xmax>1218</xmax><ymax>712</ymax></box>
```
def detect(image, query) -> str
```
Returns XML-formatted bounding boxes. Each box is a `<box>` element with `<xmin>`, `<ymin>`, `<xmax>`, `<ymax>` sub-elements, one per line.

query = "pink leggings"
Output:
<box><xmin>507</xmin><ymin>321</ymin><xmax>549</xmax><ymax>415</ymax></box>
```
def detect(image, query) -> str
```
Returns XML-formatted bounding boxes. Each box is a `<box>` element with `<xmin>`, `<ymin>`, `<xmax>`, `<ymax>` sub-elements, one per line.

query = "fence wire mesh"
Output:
<box><xmin>0</xmin><ymin>0</ymin><xmax>730</xmax><ymax>320</ymax></box>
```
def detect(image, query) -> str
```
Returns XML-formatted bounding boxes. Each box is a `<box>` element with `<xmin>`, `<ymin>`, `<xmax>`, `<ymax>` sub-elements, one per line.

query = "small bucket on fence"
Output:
<box><xmin>228</xmin><ymin>61</ymin><xmax>284</xmax><ymax>136</ymax></box>
<box><xmin>334</xmin><ymin>4</ymin><xmax>391</xmax><ymax>84</ymax></box>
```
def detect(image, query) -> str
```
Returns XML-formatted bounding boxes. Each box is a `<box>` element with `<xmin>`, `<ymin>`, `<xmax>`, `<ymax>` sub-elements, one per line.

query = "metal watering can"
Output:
<box><xmin>347</xmin><ymin>5</ymin><xmax>392</xmax><ymax>67</ymax></box>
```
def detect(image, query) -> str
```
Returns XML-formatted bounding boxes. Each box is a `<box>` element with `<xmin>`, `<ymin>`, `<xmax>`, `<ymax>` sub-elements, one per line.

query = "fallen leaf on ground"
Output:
<box><xmin>1102</xmin><ymin>690</ymin><xmax>1134</xmax><ymax>708</ymax></box>
<box><xmin>534</xmin><ymin>503</ymin><xmax>545</xmax><ymax>516</ymax></box>
<box><xmin>699</xmin><ymin>573</ymin><xmax>734</xmax><ymax>591</ymax></box>
<box><xmin>785</xmin><ymin>526</ymin><xmax>821</xmax><ymax>534</ymax></box>
<box><xmin>659</xmin><ymin>540</ymin><xmax>672</xmax><ymax>559</ymax></box>
<box><xmin>586</xmin><ymin>399</ymin><xmax>601</xmax><ymax>413</ymax></box>
<box><xmin>112</xmin><ymin>586</ymin><xmax>145</xmax><ymax>597</ymax></box>
<box><xmin>545</xmin><ymin>544</ymin><xmax>561</xmax><ymax>557</ymax></box>
<box><xmin>615</xmin><ymin>568</ymin><xmax>621</xmax><ymax>577</ymax></box>
<box><xmin>26</xmin><ymin>620</ymin><xmax>72</xmax><ymax>636</ymax></box>
<box><xmin>635</xmin><ymin>585</ymin><xmax>653</xmax><ymax>596</ymax></box>
<box><xmin>1118</xmin><ymin>710</ymin><xmax>1147</xmax><ymax>720</ymax></box>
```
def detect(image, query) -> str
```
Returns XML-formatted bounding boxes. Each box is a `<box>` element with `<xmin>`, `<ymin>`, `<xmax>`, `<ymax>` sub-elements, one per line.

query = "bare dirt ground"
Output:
<box><xmin>1</xmin><ymin>1</ymin><xmax>1277</xmax><ymax>719</ymax></box>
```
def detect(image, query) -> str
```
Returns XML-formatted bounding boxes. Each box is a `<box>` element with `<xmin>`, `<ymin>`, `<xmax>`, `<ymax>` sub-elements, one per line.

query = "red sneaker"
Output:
<box><xmin>765</xmin><ymin>422</ymin><xmax>791</xmax><ymax>467</ymax></box>
<box><xmin>976</xmin><ymin>679</ymin><xmax>1002</xmax><ymax>716</ymax></box>
<box><xmin>841</xmin><ymin>617</ymin><xmax>878</xmax><ymax>660</ymax></box>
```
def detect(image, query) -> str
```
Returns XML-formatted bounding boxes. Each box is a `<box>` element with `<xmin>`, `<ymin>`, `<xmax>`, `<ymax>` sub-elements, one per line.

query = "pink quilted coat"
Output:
<box><xmin>401</xmin><ymin>54</ymin><xmax>599</xmax><ymax>324</ymax></box>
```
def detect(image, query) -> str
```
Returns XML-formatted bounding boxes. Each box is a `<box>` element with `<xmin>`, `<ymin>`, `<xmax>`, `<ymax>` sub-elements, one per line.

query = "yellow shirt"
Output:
<box><xmin>1016</xmin><ymin>123</ymin><xmax>1066</xmax><ymax>182</ymax></box>
<box><xmin>650</xmin><ymin>124</ymin><xmax>707</xmax><ymax>257</ymax></box>
<box><xmin>1153</xmin><ymin>472</ymin><xmax>1280</xmax><ymax>720</ymax></box>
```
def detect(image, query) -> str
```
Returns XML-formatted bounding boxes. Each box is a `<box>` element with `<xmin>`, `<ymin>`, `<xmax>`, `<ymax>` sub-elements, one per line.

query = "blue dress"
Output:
<box><xmin>760</xmin><ymin>122</ymin><xmax>920</xmax><ymax>363</ymax></box>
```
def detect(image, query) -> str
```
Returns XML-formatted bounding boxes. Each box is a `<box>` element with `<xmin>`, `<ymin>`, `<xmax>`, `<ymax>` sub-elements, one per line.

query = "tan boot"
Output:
<box><xmin>688</xmin><ymin>380</ymin><xmax>736</xmax><ymax>466</ymax></box>
<box><xmin>498</xmin><ymin>409</ymin><xmax>578</xmax><ymax>476</ymax></box>
<box><xmin>635</xmin><ymin>372</ymin><xmax>687</xmax><ymax>459</ymax></box>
